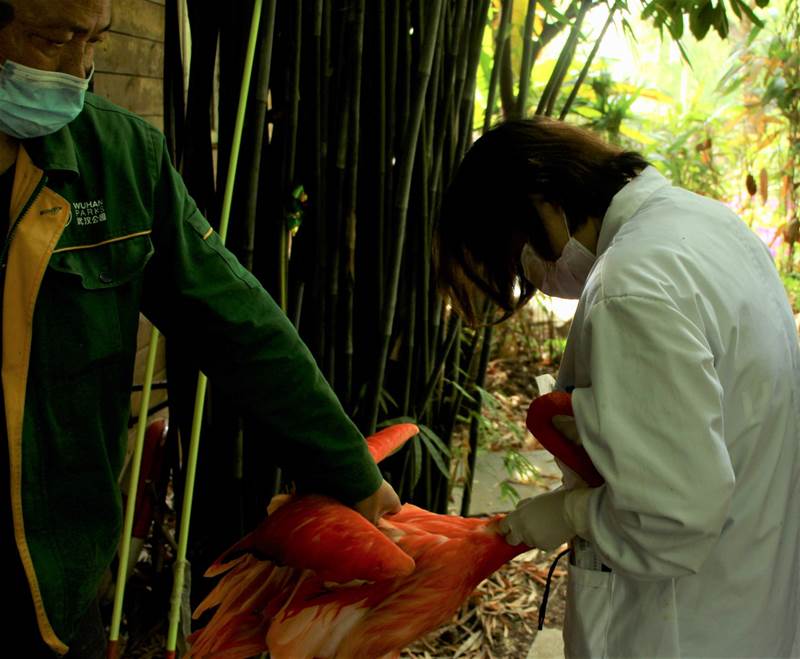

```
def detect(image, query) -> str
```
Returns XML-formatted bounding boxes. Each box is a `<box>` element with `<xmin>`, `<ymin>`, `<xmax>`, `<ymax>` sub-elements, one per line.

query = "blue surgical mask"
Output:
<box><xmin>0</xmin><ymin>60</ymin><xmax>92</xmax><ymax>139</ymax></box>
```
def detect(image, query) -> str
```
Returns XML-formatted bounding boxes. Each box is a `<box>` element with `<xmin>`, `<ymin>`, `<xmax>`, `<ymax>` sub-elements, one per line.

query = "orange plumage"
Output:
<box><xmin>187</xmin><ymin>423</ymin><xmax>528</xmax><ymax>658</ymax></box>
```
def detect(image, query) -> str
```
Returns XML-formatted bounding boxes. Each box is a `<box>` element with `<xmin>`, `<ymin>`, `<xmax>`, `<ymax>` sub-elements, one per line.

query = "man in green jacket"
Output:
<box><xmin>0</xmin><ymin>0</ymin><xmax>401</xmax><ymax>656</ymax></box>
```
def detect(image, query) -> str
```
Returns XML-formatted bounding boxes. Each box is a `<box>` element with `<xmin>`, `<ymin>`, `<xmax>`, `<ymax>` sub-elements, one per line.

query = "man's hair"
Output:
<box><xmin>0</xmin><ymin>2</ymin><xmax>14</xmax><ymax>29</ymax></box>
<box><xmin>433</xmin><ymin>117</ymin><xmax>649</xmax><ymax>325</ymax></box>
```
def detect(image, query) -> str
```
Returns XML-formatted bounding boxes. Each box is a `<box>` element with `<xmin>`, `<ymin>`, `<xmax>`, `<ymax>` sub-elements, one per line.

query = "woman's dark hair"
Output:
<box><xmin>433</xmin><ymin>116</ymin><xmax>649</xmax><ymax>325</ymax></box>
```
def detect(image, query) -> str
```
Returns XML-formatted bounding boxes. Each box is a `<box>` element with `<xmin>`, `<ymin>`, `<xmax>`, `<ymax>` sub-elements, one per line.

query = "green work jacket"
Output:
<box><xmin>6</xmin><ymin>93</ymin><xmax>382</xmax><ymax>654</ymax></box>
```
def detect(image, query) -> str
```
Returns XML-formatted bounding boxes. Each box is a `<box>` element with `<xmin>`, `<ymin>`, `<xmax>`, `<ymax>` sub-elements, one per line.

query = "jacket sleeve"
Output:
<box><xmin>570</xmin><ymin>294</ymin><xmax>735</xmax><ymax>579</ymax></box>
<box><xmin>140</xmin><ymin>132</ymin><xmax>383</xmax><ymax>505</ymax></box>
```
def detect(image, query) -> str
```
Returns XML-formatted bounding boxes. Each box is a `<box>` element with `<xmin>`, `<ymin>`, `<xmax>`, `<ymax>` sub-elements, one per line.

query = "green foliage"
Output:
<box><xmin>781</xmin><ymin>272</ymin><xmax>800</xmax><ymax>312</ymax></box>
<box><xmin>570</xmin><ymin>71</ymin><xmax>642</xmax><ymax>142</ymax></box>
<box><xmin>646</xmin><ymin>113</ymin><xmax>728</xmax><ymax>197</ymax></box>
<box><xmin>641</xmin><ymin>0</ymin><xmax>764</xmax><ymax>41</ymax></box>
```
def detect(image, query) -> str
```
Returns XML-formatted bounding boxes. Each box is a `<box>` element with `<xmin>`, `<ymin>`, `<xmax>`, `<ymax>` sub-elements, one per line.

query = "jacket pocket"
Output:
<box><xmin>564</xmin><ymin>564</ymin><xmax>613</xmax><ymax>659</ymax></box>
<box><xmin>38</xmin><ymin>232</ymin><xmax>153</xmax><ymax>380</ymax></box>
<box><xmin>48</xmin><ymin>231</ymin><xmax>154</xmax><ymax>289</ymax></box>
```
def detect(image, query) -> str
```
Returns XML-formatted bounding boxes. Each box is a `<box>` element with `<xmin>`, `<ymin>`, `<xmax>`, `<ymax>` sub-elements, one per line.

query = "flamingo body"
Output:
<box><xmin>187</xmin><ymin>424</ymin><xmax>529</xmax><ymax>658</ymax></box>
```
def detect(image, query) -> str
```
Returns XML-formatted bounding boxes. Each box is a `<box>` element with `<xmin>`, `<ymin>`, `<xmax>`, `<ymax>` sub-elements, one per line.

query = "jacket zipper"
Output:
<box><xmin>1</xmin><ymin>173</ymin><xmax>48</xmax><ymax>270</ymax></box>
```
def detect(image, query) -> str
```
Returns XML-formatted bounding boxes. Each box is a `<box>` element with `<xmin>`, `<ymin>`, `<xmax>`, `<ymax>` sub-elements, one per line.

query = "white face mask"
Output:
<box><xmin>520</xmin><ymin>237</ymin><xmax>596</xmax><ymax>299</ymax></box>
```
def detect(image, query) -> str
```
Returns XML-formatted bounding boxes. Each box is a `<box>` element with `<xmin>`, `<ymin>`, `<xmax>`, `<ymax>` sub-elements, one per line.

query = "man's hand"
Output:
<box><xmin>353</xmin><ymin>479</ymin><xmax>401</xmax><ymax>525</ymax></box>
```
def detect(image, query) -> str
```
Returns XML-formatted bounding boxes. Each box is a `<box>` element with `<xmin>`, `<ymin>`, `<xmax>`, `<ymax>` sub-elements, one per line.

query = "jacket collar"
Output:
<box><xmin>596</xmin><ymin>166</ymin><xmax>670</xmax><ymax>257</ymax></box>
<box><xmin>19</xmin><ymin>123</ymin><xmax>79</xmax><ymax>179</ymax></box>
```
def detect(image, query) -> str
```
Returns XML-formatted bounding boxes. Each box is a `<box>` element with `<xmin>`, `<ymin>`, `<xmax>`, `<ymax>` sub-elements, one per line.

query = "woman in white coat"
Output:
<box><xmin>434</xmin><ymin>117</ymin><xmax>800</xmax><ymax>658</ymax></box>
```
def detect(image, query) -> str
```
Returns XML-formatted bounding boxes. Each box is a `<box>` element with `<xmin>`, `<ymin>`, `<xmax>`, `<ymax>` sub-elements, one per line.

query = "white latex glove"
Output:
<box><xmin>499</xmin><ymin>487</ymin><xmax>593</xmax><ymax>550</ymax></box>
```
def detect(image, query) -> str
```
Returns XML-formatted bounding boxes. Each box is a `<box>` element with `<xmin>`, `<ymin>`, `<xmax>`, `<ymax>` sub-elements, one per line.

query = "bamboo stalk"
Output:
<box><xmin>418</xmin><ymin>312</ymin><xmax>461</xmax><ymax>417</ymax></box>
<box><xmin>343</xmin><ymin>0</ymin><xmax>366</xmax><ymax>408</ymax></box>
<box><xmin>430</xmin><ymin>0</ymin><xmax>466</xmax><ymax>201</ymax></box>
<box><xmin>165</xmin><ymin>0</ymin><xmax>263</xmax><ymax>654</ymax></box>
<box><xmin>537</xmin><ymin>0</ymin><xmax>592</xmax><ymax>117</ymax></box>
<box><xmin>454</xmin><ymin>0</ymin><xmax>490</xmax><ymax>161</ymax></box>
<box><xmin>460</xmin><ymin>325</ymin><xmax>493</xmax><ymax>516</ymax></box>
<box><xmin>107</xmin><ymin>327</ymin><xmax>161</xmax><ymax>659</ymax></box>
<box><xmin>485</xmin><ymin>0</ymin><xmax>514</xmax><ymax>131</ymax></box>
<box><xmin>325</xmin><ymin>7</ymin><xmax>352</xmax><ymax>386</ymax></box>
<box><xmin>442</xmin><ymin>325</ymin><xmax>482</xmax><ymax>448</ymax></box>
<box><xmin>402</xmin><ymin>283</ymin><xmax>418</xmax><ymax>416</ymax></box>
<box><xmin>368</xmin><ymin>0</ymin><xmax>445</xmax><ymax>433</ymax></box>
<box><xmin>376</xmin><ymin>0</ymin><xmax>388</xmax><ymax>314</ymax></box>
<box><xmin>243</xmin><ymin>0</ymin><xmax>278</xmax><ymax>273</ymax></box>
<box><xmin>559</xmin><ymin>2</ymin><xmax>617</xmax><ymax>120</ymax></box>
<box><xmin>517</xmin><ymin>0</ymin><xmax>538</xmax><ymax>117</ymax></box>
<box><xmin>385</xmin><ymin>0</ymin><xmax>399</xmax><ymax>286</ymax></box>
<box><xmin>308</xmin><ymin>0</ymin><xmax>326</xmax><ymax>358</ymax></box>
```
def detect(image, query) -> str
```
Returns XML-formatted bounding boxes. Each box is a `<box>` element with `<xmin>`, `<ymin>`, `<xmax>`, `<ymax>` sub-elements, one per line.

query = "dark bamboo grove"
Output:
<box><xmin>158</xmin><ymin>0</ymin><xmax>760</xmax><ymax>607</ymax></box>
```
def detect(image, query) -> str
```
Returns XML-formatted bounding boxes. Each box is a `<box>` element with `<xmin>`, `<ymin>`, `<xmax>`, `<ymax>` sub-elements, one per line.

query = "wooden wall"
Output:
<box><xmin>93</xmin><ymin>0</ymin><xmax>165</xmax><ymax>130</ymax></box>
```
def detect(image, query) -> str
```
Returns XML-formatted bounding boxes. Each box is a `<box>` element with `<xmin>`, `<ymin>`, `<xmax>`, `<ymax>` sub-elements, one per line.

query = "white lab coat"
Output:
<box><xmin>556</xmin><ymin>167</ymin><xmax>800</xmax><ymax>658</ymax></box>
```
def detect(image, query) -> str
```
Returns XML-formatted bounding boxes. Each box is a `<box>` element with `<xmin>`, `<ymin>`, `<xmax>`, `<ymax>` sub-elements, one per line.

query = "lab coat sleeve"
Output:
<box><xmin>571</xmin><ymin>294</ymin><xmax>735</xmax><ymax>579</ymax></box>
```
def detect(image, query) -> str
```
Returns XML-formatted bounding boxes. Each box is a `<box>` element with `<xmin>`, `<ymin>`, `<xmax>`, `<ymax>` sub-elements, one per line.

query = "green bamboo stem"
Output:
<box><xmin>400</xmin><ymin>1</ymin><xmax>412</xmax><ymax>162</ymax></box>
<box><xmin>454</xmin><ymin>0</ymin><xmax>490</xmax><ymax>161</ymax></box>
<box><xmin>287</xmin><ymin>1</ymin><xmax>302</xmax><ymax>185</ymax></box>
<box><xmin>242</xmin><ymin>0</ymin><xmax>277</xmax><ymax>272</ymax></box>
<box><xmin>376</xmin><ymin>0</ymin><xmax>387</xmax><ymax>314</ymax></box>
<box><xmin>430</xmin><ymin>0</ymin><xmax>466</xmax><ymax>200</ymax></box>
<box><xmin>537</xmin><ymin>0</ymin><xmax>591</xmax><ymax>117</ymax></box>
<box><xmin>368</xmin><ymin>0</ymin><xmax>445</xmax><ymax>433</ymax></box>
<box><xmin>401</xmin><ymin>284</ymin><xmax>418</xmax><ymax>416</ymax></box>
<box><xmin>280</xmin><ymin>0</ymin><xmax>302</xmax><ymax>311</ymax></box>
<box><xmin>385</xmin><ymin>0</ymin><xmax>399</xmax><ymax>270</ymax></box>
<box><xmin>325</xmin><ymin>9</ymin><xmax>352</xmax><ymax>386</ymax></box>
<box><xmin>442</xmin><ymin>325</ymin><xmax>482</xmax><ymax>446</ymax></box>
<box><xmin>312</xmin><ymin>0</ymin><xmax>331</xmax><ymax>359</ymax></box>
<box><xmin>484</xmin><ymin>0</ymin><xmax>514</xmax><ymax>131</ymax></box>
<box><xmin>517</xmin><ymin>0</ymin><xmax>537</xmax><ymax>117</ymax></box>
<box><xmin>418</xmin><ymin>312</ymin><xmax>461</xmax><ymax>417</ymax></box>
<box><xmin>107</xmin><ymin>326</ymin><xmax>161</xmax><ymax>659</ymax></box>
<box><xmin>343</xmin><ymin>0</ymin><xmax>366</xmax><ymax>408</ymax></box>
<box><xmin>559</xmin><ymin>2</ymin><xmax>617</xmax><ymax>120</ymax></box>
<box><xmin>165</xmin><ymin>0</ymin><xmax>262</xmax><ymax>653</ymax></box>
<box><xmin>459</xmin><ymin>324</ymin><xmax>493</xmax><ymax>516</ymax></box>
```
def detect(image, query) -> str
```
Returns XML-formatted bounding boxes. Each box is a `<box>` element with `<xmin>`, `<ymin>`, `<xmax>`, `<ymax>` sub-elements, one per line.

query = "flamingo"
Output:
<box><xmin>188</xmin><ymin>394</ymin><xmax>578</xmax><ymax>658</ymax></box>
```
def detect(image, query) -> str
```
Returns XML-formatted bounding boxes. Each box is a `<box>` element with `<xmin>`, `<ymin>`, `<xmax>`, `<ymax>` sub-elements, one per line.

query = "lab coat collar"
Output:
<box><xmin>596</xmin><ymin>166</ymin><xmax>670</xmax><ymax>257</ymax></box>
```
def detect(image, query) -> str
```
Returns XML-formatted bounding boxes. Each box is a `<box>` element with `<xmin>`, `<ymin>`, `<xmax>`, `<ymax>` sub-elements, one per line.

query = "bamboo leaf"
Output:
<box><xmin>410</xmin><ymin>436</ymin><xmax>422</xmax><ymax>490</ymax></box>
<box><xmin>499</xmin><ymin>480</ymin><xmax>522</xmax><ymax>506</ymax></box>
<box><xmin>445</xmin><ymin>378</ymin><xmax>478</xmax><ymax>404</ymax></box>
<box><xmin>418</xmin><ymin>423</ymin><xmax>451</xmax><ymax>457</ymax></box>
<box><xmin>418</xmin><ymin>426</ymin><xmax>451</xmax><ymax>478</ymax></box>
<box><xmin>537</xmin><ymin>0</ymin><xmax>569</xmax><ymax>25</ymax></box>
<box><xmin>731</xmin><ymin>0</ymin><xmax>765</xmax><ymax>27</ymax></box>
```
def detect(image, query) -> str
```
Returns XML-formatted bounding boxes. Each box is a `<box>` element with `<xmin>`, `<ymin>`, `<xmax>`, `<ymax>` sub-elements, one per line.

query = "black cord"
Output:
<box><xmin>538</xmin><ymin>547</ymin><xmax>571</xmax><ymax>631</ymax></box>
